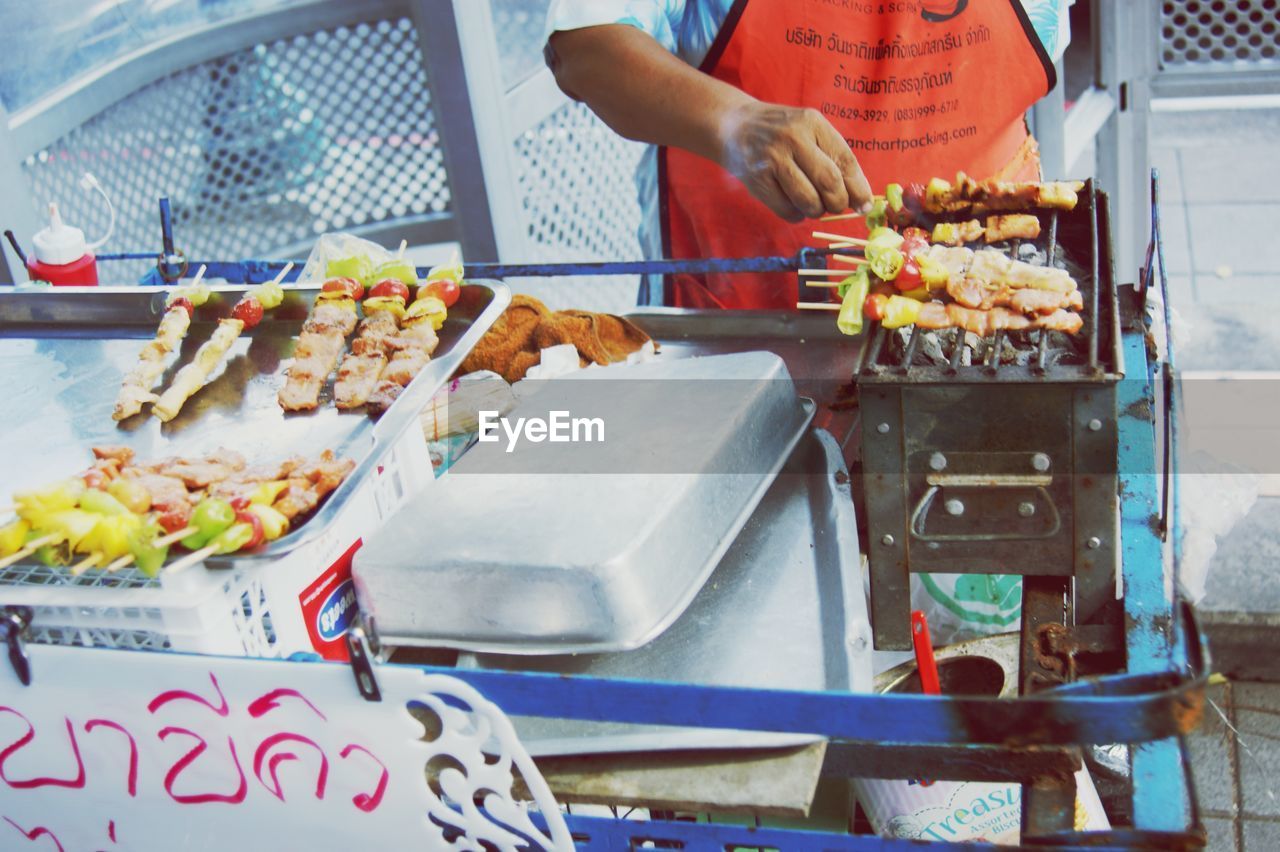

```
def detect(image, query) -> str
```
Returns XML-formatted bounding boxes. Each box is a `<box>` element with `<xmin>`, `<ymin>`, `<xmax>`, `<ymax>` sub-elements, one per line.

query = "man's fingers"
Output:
<box><xmin>815</xmin><ymin>123</ymin><xmax>874</xmax><ymax>212</ymax></box>
<box><xmin>757</xmin><ymin>173</ymin><xmax>804</xmax><ymax>223</ymax></box>
<box><xmin>775</xmin><ymin>159</ymin><xmax>825</xmax><ymax>220</ymax></box>
<box><xmin>794</xmin><ymin>144</ymin><xmax>849</xmax><ymax>215</ymax></box>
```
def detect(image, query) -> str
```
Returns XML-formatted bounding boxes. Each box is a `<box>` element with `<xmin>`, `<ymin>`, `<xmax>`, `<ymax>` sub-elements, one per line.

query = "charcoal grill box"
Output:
<box><xmin>857</xmin><ymin>183</ymin><xmax>1126</xmax><ymax>649</ymax></box>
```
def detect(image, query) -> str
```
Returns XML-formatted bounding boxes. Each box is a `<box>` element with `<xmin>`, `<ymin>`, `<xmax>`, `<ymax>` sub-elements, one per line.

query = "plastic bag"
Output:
<box><xmin>297</xmin><ymin>232</ymin><xmax>400</xmax><ymax>284</ymax></box>
<box><xmin>911</xmin><ymin>573</ymin><xmax>1023</xmax><ymax>645</ymax></box>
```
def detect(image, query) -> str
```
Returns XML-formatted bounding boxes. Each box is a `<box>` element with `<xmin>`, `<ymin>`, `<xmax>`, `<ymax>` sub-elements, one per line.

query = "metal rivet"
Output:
<box><xmin>1018</xmin><ymin>502</ymin><xmax>1036</xmax><ymax>517</ymax></box>
<box><xmin>1087</xmin><ymin>536</ymin><xmax>1102</xmax><ymax>549</ymax></box>
<box><xmin>881</xmin><ymin>534</ymin><xmax>895</xmax><ymax>546</ymax></box>
<box><xmin>929</xmin><ymin>452</ymin><xmax>948</xmax><ymax>471</ymax></box>
<box><xmin>945</xmin><ymin>499</ymin><xmax>965</xmax><ymax>516</ymax></box>
<box><xmin>1088</xmin><ymin>418</ymin><xmax>1103</xmax><ymax>432</ymax></box>
<box><xmin>877</xmin><ymin>422</ymin><xmax>891</xmax><ymax>434</ymax></box>
<box><xmin>1031</xmin><ymin>453</ymin><xmax>1051</xmax><ymax>472</ymax></box>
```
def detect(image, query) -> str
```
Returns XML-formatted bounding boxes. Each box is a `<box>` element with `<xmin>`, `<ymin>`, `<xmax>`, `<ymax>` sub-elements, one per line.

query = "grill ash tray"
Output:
<box><xmin>353</xmin><ymin>351</ymin><xmax>815</xmax><ymax>654</ymax></box>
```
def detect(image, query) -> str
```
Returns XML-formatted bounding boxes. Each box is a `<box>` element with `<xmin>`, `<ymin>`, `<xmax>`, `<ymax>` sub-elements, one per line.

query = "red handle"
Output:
<box><xmin>911</xmin><ymin>610</ymin><xmax>941</xmax><ymax>696</ymax></box>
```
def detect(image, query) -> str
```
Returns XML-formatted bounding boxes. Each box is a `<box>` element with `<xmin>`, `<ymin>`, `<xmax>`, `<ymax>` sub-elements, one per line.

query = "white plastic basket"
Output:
<box><xmin>3</xmin><ymin>425</ymin><xmax>433</xmax><ymax>659</ymax></box>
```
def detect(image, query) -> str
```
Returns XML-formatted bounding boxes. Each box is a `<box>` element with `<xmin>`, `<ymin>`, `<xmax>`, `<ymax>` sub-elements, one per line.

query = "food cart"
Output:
<box><xmin>0</xmin><ymin>174</ymin><xmax>1208</xmax><ymax>850</ymax></box>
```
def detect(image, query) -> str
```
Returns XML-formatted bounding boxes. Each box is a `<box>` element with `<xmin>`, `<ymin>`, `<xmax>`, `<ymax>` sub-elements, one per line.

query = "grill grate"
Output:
<box><xmin>858</xmin><ymin>185</ymin><xmax>1116</xmax><ymax>382</ymax></box>
<box><xmin>21</xmin><ymin>17</ymin><xmax>449</xmax><ymax>283</ymax></box>
<box><xmin>1160</xmin><ymin>0</ymin><xmax>1280</xmax><ymax>68</ymax></box>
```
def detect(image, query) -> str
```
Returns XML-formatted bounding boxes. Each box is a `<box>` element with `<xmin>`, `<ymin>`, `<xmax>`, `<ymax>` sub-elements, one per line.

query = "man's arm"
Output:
<box><xmin>547</xmin><ymin>24</ymin><xmax>873</xmax><ymax>223</ymax></box>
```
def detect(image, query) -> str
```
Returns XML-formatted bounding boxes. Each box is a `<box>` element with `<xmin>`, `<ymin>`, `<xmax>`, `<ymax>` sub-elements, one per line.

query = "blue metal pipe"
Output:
<box><xmin>100</xmin><ymin>249</ymin><xmax>839</xmax><ymax>285</ymax></box>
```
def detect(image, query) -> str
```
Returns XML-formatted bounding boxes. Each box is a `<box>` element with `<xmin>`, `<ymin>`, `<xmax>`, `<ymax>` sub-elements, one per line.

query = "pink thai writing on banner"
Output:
<box><xmin>0</xmin><ymin>646</ymin><xmax>432</xmax><ymax>849</ymax></box>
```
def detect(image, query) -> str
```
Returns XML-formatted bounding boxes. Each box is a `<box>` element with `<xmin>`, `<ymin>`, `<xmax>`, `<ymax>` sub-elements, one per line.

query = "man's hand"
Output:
<box><xmin>548</xmin><ymin>24</ymin><xmax>873</xmax><ymax>223</ymax></box>
<box><xmin>719</xmin><ymin>102</ymin><xmax>874</xmax><ymax>223</ymax></box>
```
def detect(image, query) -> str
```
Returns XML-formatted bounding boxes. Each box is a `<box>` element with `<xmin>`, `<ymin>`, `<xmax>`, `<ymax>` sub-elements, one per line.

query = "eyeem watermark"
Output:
<box><xmin>477</xmin><ymin>410</ymin><xmax>605</xmax><ymax>453</ymax></box>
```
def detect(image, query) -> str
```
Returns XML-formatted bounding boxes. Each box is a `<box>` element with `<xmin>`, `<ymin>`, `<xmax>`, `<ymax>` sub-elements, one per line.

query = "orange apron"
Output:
<box><xmin>661</xmin><ymin>0</ymin><xmax>1055</xmax><ymax>309</ymax></box>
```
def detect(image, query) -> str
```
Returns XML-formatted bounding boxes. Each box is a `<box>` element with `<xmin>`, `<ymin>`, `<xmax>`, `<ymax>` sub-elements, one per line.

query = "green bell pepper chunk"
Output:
<box><xmin>836</xmin><ymin>268</ymin><xmax>872</xmax><ymax>337</ymax></box>
<box><xmin>182</xmin><ymin>498</ymin><xmax>235</xmax><ymax>549</ymax></box>
<box><xmin>209</xmin><ymin>522</ymin><xmax>254</xmax><ymax>555</ymax></box>
<box><xmin>128</xmin><ymin>523</ymin><xmax>169</xmax><ymax>578</ymax></box>
<box><xmin>865</xmin><ymin>197</ymin><xmax>888</xmax><ymax>231</ymax></box>
<box><xmin>870</xmin><ymin>247</ymin><xmax>905</xmax><ymax>281</ymax></box>
<box><xmin>885</xmin><ymin>183</ymin><xmax>904</xmax><ymax>213</ymax></box>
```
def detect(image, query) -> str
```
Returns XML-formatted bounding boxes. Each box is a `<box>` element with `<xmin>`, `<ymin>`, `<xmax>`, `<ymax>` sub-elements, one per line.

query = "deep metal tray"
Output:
<box><xmin>459</xmin><ymin>428</ymin><xmax>871</xmax><ymax>756</ymax></box>
<box><xmin>0</xmin><ymin>281</ymin><xmax>510</xmax><ymax>567</ymax></box>
<box><xmin>354</xmin><ymin>351</ymin><xmax>815</xmax><ymax>654</ymax></box>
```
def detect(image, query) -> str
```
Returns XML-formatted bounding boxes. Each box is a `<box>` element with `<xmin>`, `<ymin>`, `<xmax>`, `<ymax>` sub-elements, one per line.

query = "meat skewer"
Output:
<box><xmin>113</xmin><ymin>265</ymin><xmax>209</xmax><ymax>421</ymax></box>
<box><xmin>930</xmin><ymin>214</ymin><xmax>1042</xmax><ymax>246</ymax></box>
<box><xmin>925</xmin><ymin>172</ymin><xmax>1083</xmax><ymax>215</ymax></box>
<box><xmin>364</xmin><ymin>274</ymin><xmax>448</xmax><ymax>416</ymax></box>
<box><xmin>2</xmin><ymin>447</ymin><xmax>353</xmax><ymax>575</ymax></box>
<box><xmin>278</xmin><ymin>277</ymin><xmax>362</xmax><ymax>411</ymax></box>
<box><xmin>334</xmin><ymin>277</ymin><xmax>411</xmax><ymax>409</ymax></box>
<box><xmin>152</xmin><ymin>264</ymin><xmax>291</xmax><ymax>422</ymax></box>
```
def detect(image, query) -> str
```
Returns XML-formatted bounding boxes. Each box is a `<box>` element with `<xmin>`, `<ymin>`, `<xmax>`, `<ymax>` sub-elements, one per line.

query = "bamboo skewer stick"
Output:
<box><xmin>804</xmin><ymin>281</ymin><xmax>842</xmax><ymax>288</ymax></box>
<box><xmin>0</xmin><ymin>534</ymin><xmax>59</xmax><ymax>569</ymax></box>
<box><xmin>831</xmin><ymin>254</ymin><xmax>869</xmax><ymax>266</ymax></box>
<box><xmin>796</xmin><ymin>302</ymin><xmax>841</xmax><ymax>311</ymax></box>
<box><xmin>799</xmin><ymin>268</ymin><xmax>860</xmax><ymax>277</ymax></box>
<box><xmin>164</xmin><ymin>544</ymin><xmax>218</xmax><ymax>576</ymax></box>
<box><xmin>104</xmin><ymin>554</ymin><xmax>133</xmax><ymax>572</ymax></box>
<box><xmin>157</xmin><ymin>526</ymin><xmax>198</xmax><ymax>547</ymax></box>
<box><xmin>102</xmin><ymin>526</ymin><xmax>201</xmax><ymax>573</ymax></box>
<box><xmin>70</xmin><ymin>553</ymin><xmax>104</xmax><ymax>576</ymax></box>
<box><xmin>819</xmin><ymin>212</ymin><xmax>865</xmax><ymax>222</ymax></box>
<box><xmin>812</xmin><ymin>231</ymin><xmax>869</xmax><ymax>245</ymax></box>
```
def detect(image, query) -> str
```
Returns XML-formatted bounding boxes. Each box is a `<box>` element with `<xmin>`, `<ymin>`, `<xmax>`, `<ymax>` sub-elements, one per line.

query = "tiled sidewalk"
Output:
<box><xmin>1152</xmin><ymin>106</ymin><xmax>1280</xmax><ymax>370</ymax></box>
<box><xmin>1189</xmin><ymin>680</ymin><xmax>1280</xmax><ymax>850</ymax></box>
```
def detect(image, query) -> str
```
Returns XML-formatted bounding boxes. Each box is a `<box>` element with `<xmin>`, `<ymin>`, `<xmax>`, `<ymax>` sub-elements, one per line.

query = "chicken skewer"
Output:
<box><xmin>152</xmin><ymin>264</ymin><xmax>291</xmax><ymax>422</ymax></box>
<box><xmin>113</xmin><ymin>265</ymin><xmax>209</xmax><ymax>421</ymax></box>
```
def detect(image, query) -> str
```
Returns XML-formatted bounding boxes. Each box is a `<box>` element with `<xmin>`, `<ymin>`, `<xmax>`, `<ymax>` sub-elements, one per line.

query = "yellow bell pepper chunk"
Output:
<box><xmin>250</xmin><ymin>480</ymin><xmax>290</xmax><ymax>506</ymax></box>
<box><xmin>881</xmin><ymin>295</ymin><xmax>924</xmax><ymax>330</ymax></box>
<box><xmin>15</xmin><ymin>479</ymin><xmax>86</xmax><ymax>519</ymax></box>
<box><xmin>0</xmin><ymin>520</ymin><xmax>30</xmax><ymax>556</ymax></box>
<box><xmin>47</xmin><ymin>509</ymin><xmax>101</xmax><ymax>551</ymax></box>
<box><xmin>246</xmin><ymin>503</ymin><xmax>290</xmax><ymax>541</ymax></box>
<box><xmin>916</xmin><ymin>254</ymin><xmax>950</xmax><ymax>289</ymax></box>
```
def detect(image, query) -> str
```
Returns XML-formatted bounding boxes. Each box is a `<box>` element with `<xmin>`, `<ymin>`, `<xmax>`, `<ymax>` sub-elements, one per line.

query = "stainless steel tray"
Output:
<box><xmin>459</xmin><ymin>428</ymin><xmax>872</xmax><ymax>756</ymax></box>
<box><xmin>0</xmin><ymin>281</ymin><xmax>510</xmax><ymax>567</ymax></box>
<box><xmin>353</xmin><ymin>351</ymin><xmax>815</xmax><ymax>654</ymax></box>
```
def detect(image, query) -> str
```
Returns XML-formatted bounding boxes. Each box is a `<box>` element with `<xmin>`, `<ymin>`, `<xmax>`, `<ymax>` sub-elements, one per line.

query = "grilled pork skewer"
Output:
<box><xmin>365</xmin><ymin>321</ymin><xmax>440</xmax><ymax>416</ymax></box>
<box><xmin>113</xmin><ymin>265</ymin><xmax>208</xmax><ymax>421</ymax></box>
<box><xmin>916</xmin><ymin>302</ymin><xmax>1084</xmax><ymax>336</ymax></box>
<box><xmin>922</xmin><ymin>246</ymin><xmax>1078</xmax><ymax>309</ymax></box>
<box><xmin>278</xmin><ymin>285</ymin><xmax>361</xmax><ymax>411</ymax></box>
<box><xmin>334</xmin><ymin>305</ymin><xmax>402</xmax><ymax>409</ymax></box>
<box><xmin>925</xmin><ymin>172</ymin><xmax>1084</xmax><ymax>215</ymax></box>
<box><xmin>931</xmin><ymin>214</ymin><xmax>1042</xmax><ymax>246</ymax></box>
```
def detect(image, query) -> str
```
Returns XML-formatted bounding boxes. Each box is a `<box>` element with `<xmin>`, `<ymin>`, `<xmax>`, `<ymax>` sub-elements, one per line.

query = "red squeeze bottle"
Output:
<box><xmin>26</xmin><ymin>203</ymin><xmax>99</xmax><ymax>286</ymax></box>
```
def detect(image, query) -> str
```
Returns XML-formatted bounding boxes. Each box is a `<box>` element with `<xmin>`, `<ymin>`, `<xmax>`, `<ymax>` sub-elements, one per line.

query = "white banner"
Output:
<box><xmin>0</xmin><ymin>645</ymin><xmax>567</xmax><ymax>850</ymax></box>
